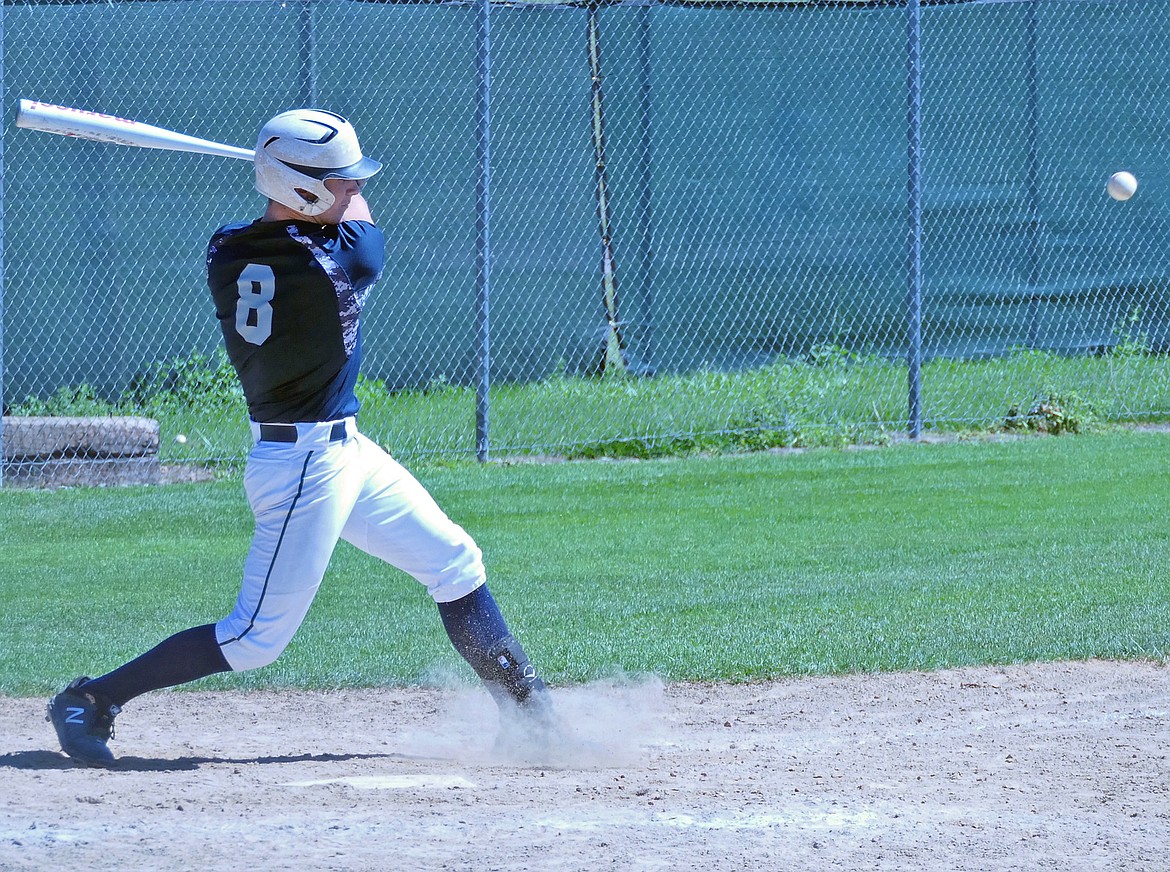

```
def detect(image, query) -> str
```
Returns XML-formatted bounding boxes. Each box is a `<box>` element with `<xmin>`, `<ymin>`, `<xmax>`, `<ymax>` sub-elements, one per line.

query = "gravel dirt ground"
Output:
<box><xmin>1</xmin><ymin>659</ymin><xmax>1167</xmax><ymax>871</ymax></box>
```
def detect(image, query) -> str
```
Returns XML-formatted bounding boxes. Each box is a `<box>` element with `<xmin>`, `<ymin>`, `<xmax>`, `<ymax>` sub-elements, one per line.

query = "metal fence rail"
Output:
<box><xmin>1</xmin><ymin>0</ymin><xmax>1168</xmax><ymax>482</ymax></box>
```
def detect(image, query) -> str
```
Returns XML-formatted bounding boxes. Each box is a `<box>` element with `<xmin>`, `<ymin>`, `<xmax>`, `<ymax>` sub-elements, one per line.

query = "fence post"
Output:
<box><xmin>298</xmin><ymin>0</ymin><xmax>317</xmax><ymax>109</ymax></box>
<box><xmin>906</xmin><ymin>0</ymin><xmax>924</xmax><ymax>439</ymax></box>
<box><xmin>1025</xmin><ymin>0</ymin><xmax>1041</xmax><ymax>347</ymax></box>
<box><xmin>475</xmin><ymin>0</ymin><xmax>492</xmax><ymax>461</ymax></box>
<box><xmin>0</xmin><ymin>0</ymin><xmax>6</xmax><ymax>487</ymax></box>
<box><xmin>635</xmin><ymin>2</ymin><xmax>655</xmax><ymax>374</ymax></box>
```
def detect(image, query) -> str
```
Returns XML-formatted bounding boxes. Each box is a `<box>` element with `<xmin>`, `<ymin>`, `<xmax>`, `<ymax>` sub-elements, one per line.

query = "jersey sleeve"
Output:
<box><xmin>335</xmin><ymin>220</ymin><xmax>385</xmax><ymax>290</ymax></box>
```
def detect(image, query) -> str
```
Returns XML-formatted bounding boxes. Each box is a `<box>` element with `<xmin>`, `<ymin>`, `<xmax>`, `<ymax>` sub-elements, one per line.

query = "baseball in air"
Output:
<box><xmin>174</xmin><ymin>434</ymin><xmax>188</xmax><ymax>444</ymax></box>
<box><xmin>1107</xmin><ymin>171</ymin><xmax>1138</xmax><ymax>201</ymax></box>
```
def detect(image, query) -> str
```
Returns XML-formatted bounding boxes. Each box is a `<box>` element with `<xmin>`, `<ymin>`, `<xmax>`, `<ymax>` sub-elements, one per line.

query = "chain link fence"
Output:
<box><xmin>1</xmin><ymin>0</ymin><xmax>1168</xmax><ymax>483</ymax></box>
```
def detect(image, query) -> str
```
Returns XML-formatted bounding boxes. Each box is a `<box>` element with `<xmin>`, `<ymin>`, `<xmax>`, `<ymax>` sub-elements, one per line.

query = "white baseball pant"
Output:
<box><xmin>215</xmin><ymin>418</ymin><xmax>485</xmax><ymax>671</ymax></box>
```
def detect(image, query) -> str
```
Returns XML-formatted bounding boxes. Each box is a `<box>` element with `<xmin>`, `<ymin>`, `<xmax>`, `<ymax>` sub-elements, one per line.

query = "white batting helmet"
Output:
<box><xmin>254</xmin><ymin>109</ymin><xmax>382</xmax><ymax>217</ymax></box>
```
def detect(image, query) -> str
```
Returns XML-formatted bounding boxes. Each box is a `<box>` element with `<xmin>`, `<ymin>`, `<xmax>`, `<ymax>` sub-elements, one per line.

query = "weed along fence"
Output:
<box><xmin>1</xmin><ymin>0</ymin><xmax>1169</xmax><ymax>483</ymax></box>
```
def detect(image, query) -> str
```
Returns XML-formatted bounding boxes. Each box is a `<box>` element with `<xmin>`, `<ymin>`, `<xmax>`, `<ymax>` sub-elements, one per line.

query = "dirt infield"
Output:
<box><xmin>1</xmin><ymin>660</ymin><xmax>1166</xmax><ymax>871</ymax></box>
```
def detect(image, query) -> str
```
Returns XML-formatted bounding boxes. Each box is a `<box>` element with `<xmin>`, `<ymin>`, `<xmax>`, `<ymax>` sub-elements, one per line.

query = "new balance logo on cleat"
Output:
<box><xmin>46</xmin><ymin>677</ymin><xmax>119</xmax><ymax>768</ymax></box>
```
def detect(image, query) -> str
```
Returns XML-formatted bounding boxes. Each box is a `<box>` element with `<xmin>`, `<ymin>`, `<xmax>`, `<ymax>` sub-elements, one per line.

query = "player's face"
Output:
<box><xmin>316</xmin><ymin>177</ymin><xmax>367</xmax><ymax>224</ymax></box>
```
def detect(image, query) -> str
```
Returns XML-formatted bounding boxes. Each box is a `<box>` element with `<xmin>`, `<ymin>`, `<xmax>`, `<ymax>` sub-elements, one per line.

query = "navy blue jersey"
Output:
<box><xmin>207</xmin><ymin>219</ymin><xmax>384</xmax><ymax>423</ymax></box>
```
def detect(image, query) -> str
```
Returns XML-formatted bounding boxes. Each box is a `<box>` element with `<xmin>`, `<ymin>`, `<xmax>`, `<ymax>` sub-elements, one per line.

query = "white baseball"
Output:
<box><xmin>174</xmin><ymin>434</ymin><xmax>188</xmax><ymax>444</ymax></box>
<box><xmin>1107</xmin><ymin>171</ymin><xmax>1138</xmax><ymax>201</ymax></box>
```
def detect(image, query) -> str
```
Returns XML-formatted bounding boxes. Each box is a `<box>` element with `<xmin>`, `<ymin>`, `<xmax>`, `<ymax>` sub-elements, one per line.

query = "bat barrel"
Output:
<box><xmin>15</xmin><ymin>99</ymin><xmax>255</xmax><ymax>161</ymax></box>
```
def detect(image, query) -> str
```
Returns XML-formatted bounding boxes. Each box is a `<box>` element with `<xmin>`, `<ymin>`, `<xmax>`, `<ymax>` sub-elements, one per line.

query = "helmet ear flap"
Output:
<box><xmin>293</xmin><ymin>187</ymin><xmax>322</xmax><ymax>206</ymax></box>
<box><xmin>255</xmin><ymin>151</ymin><xmax>335</xmax><ymax>217</ymax></box>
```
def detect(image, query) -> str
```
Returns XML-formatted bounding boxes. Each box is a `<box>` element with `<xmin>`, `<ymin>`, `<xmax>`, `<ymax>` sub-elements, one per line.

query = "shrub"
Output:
<box><xmin>1003</xmin><ymin>391</ymin><xmax>1095</xmax><ymax>435</ymax></box>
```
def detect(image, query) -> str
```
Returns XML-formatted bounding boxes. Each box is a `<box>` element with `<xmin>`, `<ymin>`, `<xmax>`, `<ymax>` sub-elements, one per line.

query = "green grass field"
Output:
<box><xmin>1</xmin><ymin>429</ymin><xmax>1168</xmax><ymax>697</ymax></box>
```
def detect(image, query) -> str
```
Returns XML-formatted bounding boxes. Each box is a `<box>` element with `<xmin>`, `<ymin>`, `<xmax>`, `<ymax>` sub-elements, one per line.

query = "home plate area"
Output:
<box><xmin>0</xmin><ymin>662</ymin><xmax>1166</xmax><ymax>871</ymax></box>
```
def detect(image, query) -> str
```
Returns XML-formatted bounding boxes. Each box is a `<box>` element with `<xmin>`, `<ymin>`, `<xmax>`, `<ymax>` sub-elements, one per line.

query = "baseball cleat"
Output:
<box><xmin>46</xmin><ymin>677</ymin><xmax>120</xmax><ymax>768</ymax></box>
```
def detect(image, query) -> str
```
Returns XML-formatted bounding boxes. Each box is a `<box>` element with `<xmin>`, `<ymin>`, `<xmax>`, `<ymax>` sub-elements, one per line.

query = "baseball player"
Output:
<box><xmin>47</xmin><ymin>109</ymin><xmax>555</xmax><ymax>767</ymax></box>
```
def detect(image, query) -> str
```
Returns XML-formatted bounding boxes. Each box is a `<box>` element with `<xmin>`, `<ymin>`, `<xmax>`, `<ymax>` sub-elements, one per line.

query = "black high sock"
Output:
<box><xmin>437</xmin><ymin>586</ymin><xmax>548</xmax><ymax>708</ymax></box>
<box><xmin>81</xmin><ymin>623</ymin><xmax>232</xmax><ymax>708</ymax></box>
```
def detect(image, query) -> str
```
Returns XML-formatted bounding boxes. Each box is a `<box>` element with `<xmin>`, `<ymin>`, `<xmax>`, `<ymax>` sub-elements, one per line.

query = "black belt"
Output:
<box><xmin>258</xmin><ymin>421</ymin><xmax>349</xmax><ymax>443</ymax></box>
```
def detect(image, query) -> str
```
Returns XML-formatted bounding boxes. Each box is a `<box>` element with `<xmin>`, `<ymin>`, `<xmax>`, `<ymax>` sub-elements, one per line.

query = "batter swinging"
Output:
<box><xmin>47</xmin><ymin>109</ymin><xmax>554</xmax><ymax>767</ymax></box>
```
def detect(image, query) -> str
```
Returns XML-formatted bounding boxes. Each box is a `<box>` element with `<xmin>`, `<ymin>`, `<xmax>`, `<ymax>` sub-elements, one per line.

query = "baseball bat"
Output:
<box><xmin>15</xmin><ymin>99</ymin><xmax>255</xmax><ymax>161</ymax></box>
